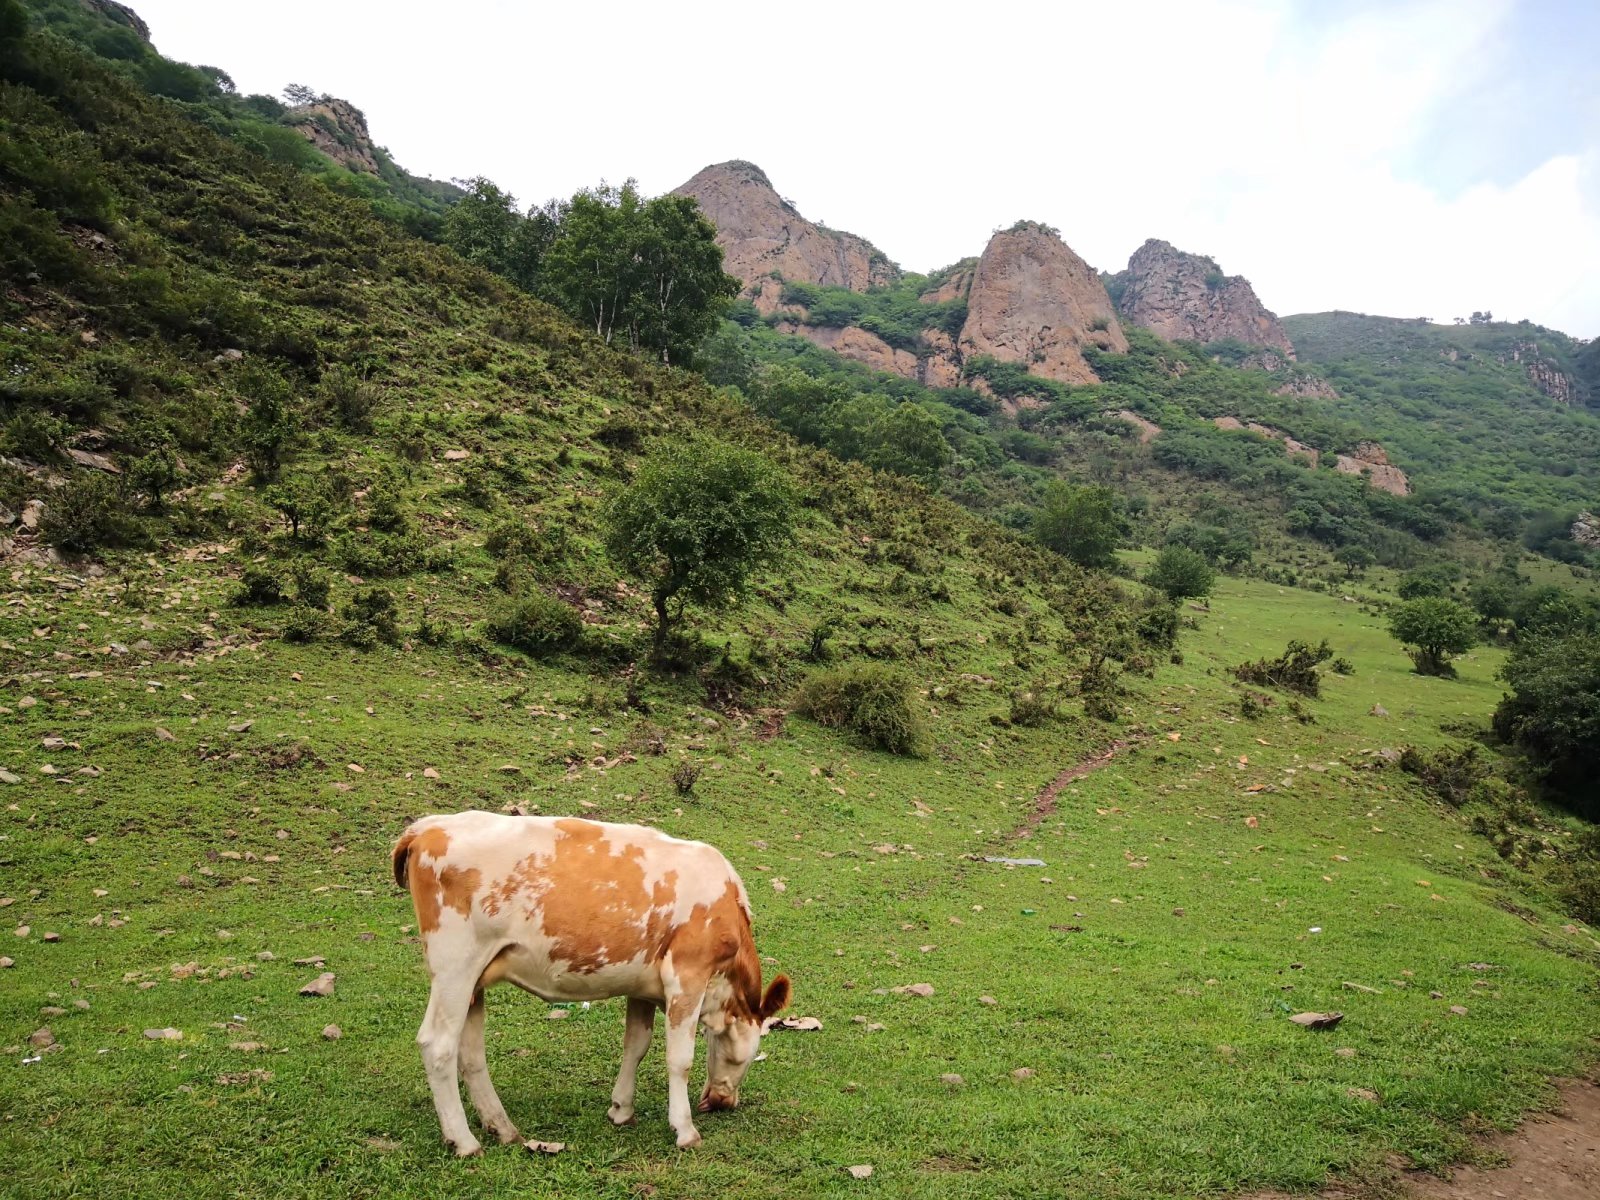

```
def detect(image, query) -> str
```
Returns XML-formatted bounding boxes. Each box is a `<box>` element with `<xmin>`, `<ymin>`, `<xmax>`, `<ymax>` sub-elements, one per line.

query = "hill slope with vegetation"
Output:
<box><xmin>1</xmin><ymin>8</ymin><xmax>1598</xmax><ymax>1199</ymax></box>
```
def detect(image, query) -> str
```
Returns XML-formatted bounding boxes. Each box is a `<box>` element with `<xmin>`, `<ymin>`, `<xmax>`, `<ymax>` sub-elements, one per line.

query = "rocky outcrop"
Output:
<box><xmin>1272</xmin><ymin>371</ymin><xmax>1339</xmax><ymax>399</ymax></box>
<box><xmin>1113</xmin><ymin>239</ymin><xmax>1295</xmax><ymax>358</ymax></box>
<box><xmin>1498</xmin><ymin>341</ymin><xmax>1575</xmax><ymax>404</ymax></box>
<box><xmin>1572</xmin><ymin>511</ymin><xmax>1600</xmax><ymax>548</ymax></box>
<box><xmin>1110</xmin><ymin>411</ymin><xmax>1162</xmax><ymax>443</ymax></box>
<box><xmin>288</xmin><ymin>98</ymin><xmax>381</xmax><ymax>174</ymax></box>
<box><xmin>918</xmin><ymin>329</ymin><xmax>964</xmax><ymax>390</ymax></box>
<box><xmin>82</xmin><ymin>0</ymin><xmax>150</xmax><ymax>42</ymax></box>
<box><xmin>674</xmin><ymin>162</ymin><xmax>897</xmax><ymax>300</ymax></box>
<box><xmin>1333</xmin><ymin>441</ymin><xmax>1409</xmax><ymax>495</ymax></box>
<box><xmin>920</xmin><ymin>261</ymin><xmax>977</xmax><ymax>305</ymax></box>
<box><xmin>1212</xmin><ymin>417</ymin><xmax>1319</xmax><ymax>464</ymax></box>
<box><xmin>957</xmin><ymin>223</ymin><xmax>1127</xmax><ymax>387</ymax></box>
<box><xmin>774</xmin><ymin>322</ymin><xmax>919</xmax><ymax>379</ymax></box>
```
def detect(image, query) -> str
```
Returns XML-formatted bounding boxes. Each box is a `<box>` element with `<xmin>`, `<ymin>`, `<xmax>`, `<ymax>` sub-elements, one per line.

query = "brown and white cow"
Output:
<box><xmin>391</xmin><ymin>812</ymin><xmax>791</xmax><ymax>1153</ymax></box>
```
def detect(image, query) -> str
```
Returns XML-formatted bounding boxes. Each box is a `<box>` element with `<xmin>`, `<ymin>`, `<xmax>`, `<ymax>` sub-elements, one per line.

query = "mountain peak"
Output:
<box><xmin>1114</xmin><ymin>240</ymin><xmax>1295</xmax><ymax>359</ymax></box>
<box><xmin>673</xmin><ymin>163</ymin><xmax>897</xmax><ymax>311</ymax></box>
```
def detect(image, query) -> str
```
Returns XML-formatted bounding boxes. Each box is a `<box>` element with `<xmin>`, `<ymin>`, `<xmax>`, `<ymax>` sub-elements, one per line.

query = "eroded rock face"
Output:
<box><xmin>1273</xmin><ymin>371</ymin><xmax>1339</xmax><ymax>399</ymax></box>
<box><xmin>957</xmin><ymin>223</ymin><xmax>1127</xmax><ymax>386</ymax></box>
<box><xmin>920</xmin><ymin>262</ymin><xmax>976</xmax><ymax>305</ymax></box>
<box><xmin>1113</xmin><ymin>239</ymin><xmax>1295</xmax><ymax>359</ymax></box>
<box><xmin>1572</xmin><ymin>511</ymin><xmax>1600</xmax><ymax>548</ymax></box>
<box><xmin>1499</xmin><ymin>341</ymin><xmax>1575</xmax><ymax>404</ymax></box>
<box><xmin>288</xmin><ymin>98</ymin><xmax>380</xmax><ymax>174</ymax></box>
<box><xmin>918</xmin><ymin>329</ymin><xmax>964</xmax><ymax>390</ymax></box>
<box><xmin>1334</xmin><ymin>441</ymin><xmax>1409</xmax><ymax>495</ymax></box>
<box><xmin>84</xmin><ymin>1</ymin><xmax>150</xmax><ymax>43</ymax></box>
<box><xmin>673</xmin><ymin>162</ymin><xmax>897</xmax><ymax>297</ymax></box>
<box><xmin>775</xmin><ymin>322</ymin><xmax>919</xmax><ymax>379</ymax></box>
<box><xmin>1212</xmin><ymin>417</ymin><xmax>1318</xmax><ymax>464</ymax></box>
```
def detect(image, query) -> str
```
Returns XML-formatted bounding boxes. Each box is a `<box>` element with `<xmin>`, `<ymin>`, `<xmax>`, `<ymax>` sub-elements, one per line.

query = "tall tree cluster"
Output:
<box><xmin>444</xmin><ymin>178</ymin><xmax>738</xmax><ymax>365</ymax></box>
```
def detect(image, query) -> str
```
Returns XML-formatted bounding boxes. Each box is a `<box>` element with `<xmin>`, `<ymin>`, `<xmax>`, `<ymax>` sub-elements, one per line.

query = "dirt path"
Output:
<box><xmin>1246</xmin><ymin>1076</ymin><xmax>1600</xmax><ymax>1200</ymax></box>
<box><xmin>1014</xmin><ymin>738</ymin><xmax>1135</xmax><ymax>838</ymax></box>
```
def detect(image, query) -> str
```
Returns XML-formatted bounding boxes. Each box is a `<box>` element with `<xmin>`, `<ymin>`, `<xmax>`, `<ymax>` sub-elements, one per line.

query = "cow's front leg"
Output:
<box><xmin>663</xmin><ymin>983</ymin><xmax>706</xmax><ymax>1148</ymax></box>
<box><xmin>609</xmin><ymin>997</ymin><xmax>656</xmax><ymax>1126</ymax></box>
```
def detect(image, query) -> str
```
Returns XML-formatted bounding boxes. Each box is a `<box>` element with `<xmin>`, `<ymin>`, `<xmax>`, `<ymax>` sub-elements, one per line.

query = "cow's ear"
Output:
<box><xmin>759</xmin><ymin>974</ymin><xmax>791</xmax><ymax>1021</ymax></box>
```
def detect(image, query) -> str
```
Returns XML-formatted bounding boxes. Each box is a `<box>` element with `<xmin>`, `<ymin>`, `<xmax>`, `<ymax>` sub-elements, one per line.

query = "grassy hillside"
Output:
<box><xmin>2</xmin><ymin>13</ymin><xmax>1598</xmax><ymax>1200</ymax></box>
<box><xmin>1283</xmin><ymin>312</ymin><xmax>1600</xmax><ymax>532</ymax></box>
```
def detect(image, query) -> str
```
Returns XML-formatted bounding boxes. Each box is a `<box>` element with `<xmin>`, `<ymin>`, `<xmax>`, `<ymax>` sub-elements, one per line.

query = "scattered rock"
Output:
<box><xmin>939</xmin><ymin>1073</ymin><xmax>965</xmax><ymax>1086</ymax></box>
<box><xmin>892</xmin><ymin>983</ymin><xmax>935</xmax><ymax>997</ymax></box>
<box><xmin>299</xmin><ymin>972</ymin><xmax>336</xmax><ymax>997</ymax></box>
<box><xmin>322</xmin><ymin>1024</ymin><xmax>342</xmax><ymax>1040</ymax></box>
<box><xmin>978</xmin><ymin>995</ymin><xmax>997</xmax><ymax>1005</ymax></box>
<box><xmin>1288</xmin><ymin>1011</ymin><xmax>1344</xmax><ymax>1030</ymax></box>
<box><xmin>154</xmin><ymin>728</ymin><xmax>175</xmax><ymax>741</ymax></box>
<box><xmin>1347</xmin><ymin>1087</ymin><xmax>1380</xmax><ymax>1103</ymax></box>
<box><xmin>422</xmin><ymin>767</ymin><xmax>441</xmax><ymax>780</ymax></box>
<box><xmin>143</xmin><ymin>1027</ymin><xmax>182</xmax><ymax>1041</ymax></box>
<box><xmin>226</xmin><ymin>720</ymin><xmax>253</xmax><ymax>733</ymax></box>
<box><xmin>0</xmin><ymin>957</ymin><xmax>13</xmax><ymax>968</ymax></box>
<box><xmin>1334</xmin><ymin>1047</ymin><xmax>1357</xmax><ymax>1059</ymax></box>
<box><xmin>1369</xmin><ymin>704</ymin><xmax>1389</xmax><ymax>717</ymax></box>
<box><xmin>846</xmin><ymin>1164</ymin><xmax>874</xmax><ymax>1180</ymax></box>
<box><xmin>229</xmin><ymin>1041</ymin><xmax>267</xmax><ymax>1052</ymax></box>
<box><xmin>29</xmin><ymin>1027</ymin><xmax>55</xmax><ymax>1049</ymax></box>
<box><xmin>442</xmin><ymin>449</ymin><xmax>471</xmax><ymax>462</ymax></box>
<box><xmin>767</xmin><ymin>1015</ymin><xmax>822</xmax><ymax>1033</ymax></box>
<box><xmin>523</xmin><ymin>1140</ymin><xmax>565</xmax><ymax>1155</ymax></box>
<box><xmin>1011</xmin><ymin>1067</ymin><xmax>1036</xmax><ymax>1080</ymax></box>
<box><xmin>1449</xmin><ymin>1005</ymin><xmax>1469</xmax><ymax>1017</ymax></box>
<box><xmin>0</xmin><ymin>770</ymin><xmax>20</xmax><ymax>785</ymax></box>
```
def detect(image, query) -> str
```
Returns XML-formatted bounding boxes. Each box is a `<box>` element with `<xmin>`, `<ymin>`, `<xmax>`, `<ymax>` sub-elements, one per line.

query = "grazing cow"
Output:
<box><xmin>391</xmin><ymin>811</ymin><xmax>791</xmax><ymax>1153</ymax></box>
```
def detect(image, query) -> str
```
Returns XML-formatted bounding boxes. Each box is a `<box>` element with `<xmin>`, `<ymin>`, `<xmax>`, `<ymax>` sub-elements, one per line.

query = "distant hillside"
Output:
<box><xmin>1283</xmin><ymin>312</ymin><xmax>1600</xmax><ymax>541</ymax></box>
<box><xmin>18</xmin><ymin>0</ymin><xmax>462</xmax><ymax>235</ymax></box>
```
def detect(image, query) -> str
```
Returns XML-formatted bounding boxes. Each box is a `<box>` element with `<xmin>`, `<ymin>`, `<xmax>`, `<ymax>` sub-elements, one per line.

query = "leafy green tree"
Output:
<box><xmin>1493</xmin><ymin>631</ymin><xmax>1600</xmax><ymax>814</ymax></box>
<box><xmin>1335</xmin><ymin>545</ymin><xmax>1375</xmax><ymax>578</ymax></box>
<box><xmin>1397</xmin><ymin>562</ymin><xmax>1459</xmax><ymax>598</ymax></box>
<box><xmin>603</xmin><ymin>439</ymin><xmax>795</xmax><ymax>657</ymax></box>
<box><xmin>1033</xmin><ymin>482</ymin><xmax>1123</xmax><ymax>568</ymax></box>
<box><xmin>127</xmin><ymin>444</ymin><xmax>180</xmax><ymax>511</ymax></box>
<box><xmin>1146</xmin><ymin>544</ymin><xmax>1216</xmax><ymax>601</ymax></box>
<box><xmin>862</xmin><ymin>402</ymin><xmax>951</xmax><ymax>485</ymax></box>
<box><xmin>698</xmin><ymin>321</ymin><xmax>756</xmax><ymax>390</ymax></box>
<box><xmin>442</xmin><ymin>178</ymin><xmax>557</xmax><ymax>292</ymax></box>
<box><xmin>819</xmin><ymin>394</ymin><xmax>892</xmax><ymax>463</ymax></box>
<box><xmin>237</xmin><ymin>366</ymin><xmax>295</xmax><ymax>480</ymax></box>
<box><xmin>1388</xmin><ymin>596</ymin><xmax>1478</xmax><ymax>676</ymax></box>
<box><xmin>748</xmin><ymin>364</ymin><xmax>850</xmax><ymax>446</ymax></box>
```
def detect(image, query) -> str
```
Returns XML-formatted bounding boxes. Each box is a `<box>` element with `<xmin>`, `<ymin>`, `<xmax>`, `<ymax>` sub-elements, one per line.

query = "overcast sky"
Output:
<box><xmin>131</xmin><ymin>0</ymin><xmax>1599</xmax><ymax>336</ymax></box>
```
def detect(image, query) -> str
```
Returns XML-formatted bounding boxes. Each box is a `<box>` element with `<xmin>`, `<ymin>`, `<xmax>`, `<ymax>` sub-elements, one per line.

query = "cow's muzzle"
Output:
<box><xmin>696</xmin><ymin>1089</ymin><xmax>737</xmax><ymax>1113</ymax></box>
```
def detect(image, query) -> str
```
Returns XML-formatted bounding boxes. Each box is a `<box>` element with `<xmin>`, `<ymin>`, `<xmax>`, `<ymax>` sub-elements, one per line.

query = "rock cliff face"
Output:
<box><xmin>1333</xmin><ymin>440</ymin><xmax>1410</xmax><ymax>495</ymax></box>
<box><xmin>774</xmin><ymin>322</ymin><xmax>920</xmax><ymax>379</ymax></box>
<box><xmin>1113</xmin><ymin>239</ymin><xmax>1295</xmax><ymax>358</ymax></box>
<box><xmin>957</xmin><ymin>223</ymin><xmax>1127</xmax><ymax>387</ymax></box>
<box><xmin>1212</xmin><ymin>417</ymin><xmax>1319</xmax><ymax>465</ymax></box>
<box><xmin>673</xmin><ymin>162</ymin><xmax>897</xmax><ymax>308</ymax></box>
<box><xmin>1498</xmin><ymin>341</ymin><xmax>1575</xmax><ymax>404</ymax></box>
<box><xmin>288</xmin><ymin>97</ymin><xmax>381</xmax><ymax>174</ymax></box>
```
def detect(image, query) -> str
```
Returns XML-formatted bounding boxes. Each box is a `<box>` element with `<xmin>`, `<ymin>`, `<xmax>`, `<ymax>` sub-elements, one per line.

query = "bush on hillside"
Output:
<box><xmin>339</xmin><ymin>586</ymin><xmax>400</xmax><ymax>648</ymax></box>
<box><xmin>1233</xmin><ymin>639</ymin><xmax>1334</xmax><ymax>698</ymax></box>
<box><xmin>232</xmin><ymin>565</ymin><xmax>285</xmax><ymax>606</ymax></box>
<box><xmin>486</xmin><ymin>591</ymin><xmax>582</xmax><ymax>657</ymax></box>
<box><xmin>1492</xmin><ymin>630</ymin><xmax>1600</xmax><ymax>815</ymax></box>
<box><xmin>1145</xmin><ymin>545</ymin><xmax>1216</xmax><ymax>601</ymax></box>
<box><xmin>39</xmin><ymin>472</ymin><xmax>141</xmax><ymax>553</ymax></box>
<box><xmin>795</xmin><ymin>663</ymin><xmax>926</xmax><ymax>755</ymax></box>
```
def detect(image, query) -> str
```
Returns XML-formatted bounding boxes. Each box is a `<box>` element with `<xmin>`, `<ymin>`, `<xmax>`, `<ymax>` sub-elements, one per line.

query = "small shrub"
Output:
<box><xmin>318</xmin><ymin>365</ymin><xmax>377</xmax><ymax>431</ymax></box>
<box><xmin>1331</xmin><ymin>656</ymin><xmax>1355</xmax><ymax>675</ymax></box>
<box><xmin>1238</xmin><ymin>691</ymin><xmax>1273</xmax><ymax>719</ymax></box>
<box><xmin>232</xmin><ymin>566</ymin><xmax>285</xmax><ymax>606</ymax></box>
<box><xmin>290</xmin><ymin>561</ymin><xmax>332</xmax><ymax>610</ymax></box>
<box><xmin>1233</xmin><ymin>639</ymin><xmax>1334</xmax><ymax>698</ymax></box>
<box><xmin>340</xmin><ymin>586</ymin><xmax>399</xmax><ymax>648</ymax></box>
<box><xmin>280</xmin><ymin>604</ymin><xmax>331</xmax><ymax>643</ymax></box>
<box><xmin>39</xmin><ymin>473</ymin><xmax>140</xmax><ymax>553</ymax></box>
<box><xmin>1009</xmin><ymin>684</ymin><xmax>1057</xmax><ymax>727</ymax></box>
<box><xmin>1134</xmin><ymin>598</ymin><xmax>1180</xmax><ymax>649</ymax></box>
<box><xmin>671</xmin><ymin>758</ymin><xmax>702</xmax><ymax>796</ymax></box>
<box><xmin>486</xmin><ymin>591</ymin><xmax>582</xmax><ymax>657</ymax></box>
<box><xmin>1084</xmin><ymin>692</ymin><xmax>1119</xmax><ymax>722</ymax></box>
<box><xmin>795</xmin><ymin>663</ymin><xmax>926</xmax><ymax>755</ymax></box>
<box><xmin>1399</xmin><ymin>743</ymin><xmax>1488</xmax><ymax>806</ymax></box>
<box><xmin>804</xmin><ymin>615</ymin><xmax>840</xmax><ymax>662</ymax></box>
<box><xmin>702</xmin><ymin>649</ymin><xmax>761</xmax><ymax>710</ymax></box>
<box><xmin>0</xmin><ymin>409</ymin><xmax>69</xmax><ymax>463</ymax></box>
<box><xmin>1145</xmin><ymin>545</ymin><xmax>1216</xmax><ymax>601</ymax></box>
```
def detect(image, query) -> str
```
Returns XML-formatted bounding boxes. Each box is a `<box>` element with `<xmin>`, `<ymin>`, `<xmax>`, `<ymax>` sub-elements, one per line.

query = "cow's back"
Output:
<box><xmin>395</xmin><ymin>813</ymin><xmax>751</xmax><ymax>991</ymax></box>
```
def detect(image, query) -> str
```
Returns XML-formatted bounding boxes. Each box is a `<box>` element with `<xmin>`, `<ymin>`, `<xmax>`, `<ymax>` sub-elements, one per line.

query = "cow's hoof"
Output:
<box><xmin>487</xmin><ymin>1122</ymin><xmax>521</xmax><ymax>1145</ymax></box>
<box><xmin>447</xmin><ymin>1136</ymin><xmax>484</xmax><ymax>1158</ymax></box>
<box><xmin>607</xmin><ymin>1103</ymin><xmax>636</xmax><ymax>1126</ymax></box>
<box><xmin>675</xmin><ymin>1128</ymin><xmax>702</xmax><ymax>1150</ymax></box>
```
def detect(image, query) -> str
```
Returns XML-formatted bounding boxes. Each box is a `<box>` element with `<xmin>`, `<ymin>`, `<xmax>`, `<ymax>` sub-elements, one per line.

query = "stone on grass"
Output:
<box><xmin>299</xmin><ymin>972</ymin><xmax>336</xmax><ymax>997</ymax></box>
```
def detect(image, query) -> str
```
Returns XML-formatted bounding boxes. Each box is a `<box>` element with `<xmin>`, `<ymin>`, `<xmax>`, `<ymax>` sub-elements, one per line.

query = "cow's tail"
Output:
<box><xmin>391</xmin><ymin>824</ymin><xmax>418</xmax><ymax>890</ymax></box>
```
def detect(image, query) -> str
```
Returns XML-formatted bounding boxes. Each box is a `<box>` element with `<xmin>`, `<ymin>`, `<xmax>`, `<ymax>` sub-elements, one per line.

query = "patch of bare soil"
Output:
<box><xmin>1015</xmin><ymin>739</ymin><xmax>1135</xmax><ymax>837</ymax></box>
<box><xmin>1244</xmin><ymin>1076</ymin><xmax>1600</xmax><ymax>1200</ymax></box>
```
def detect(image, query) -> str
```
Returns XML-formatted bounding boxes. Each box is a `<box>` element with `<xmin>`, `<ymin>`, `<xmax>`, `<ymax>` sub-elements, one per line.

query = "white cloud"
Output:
<box><xmin>129</xmin><ymin>0</ymin><xmax>1600</xmax><ymax>334</ymax></box>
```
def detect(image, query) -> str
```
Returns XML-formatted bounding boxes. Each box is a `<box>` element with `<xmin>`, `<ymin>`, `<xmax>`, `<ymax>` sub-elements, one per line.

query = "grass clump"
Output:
<box><xmin>795</xmin><ymin>662</ymin><xmax>926</xmax><ymax>755</ymax></box>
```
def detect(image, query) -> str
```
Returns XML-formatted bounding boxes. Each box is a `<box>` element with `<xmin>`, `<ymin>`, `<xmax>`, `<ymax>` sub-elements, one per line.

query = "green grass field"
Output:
<box><xmin>3</xmin><ymin>556</ymin><xmax>1595</xmax><ymax>1200</ymax></box>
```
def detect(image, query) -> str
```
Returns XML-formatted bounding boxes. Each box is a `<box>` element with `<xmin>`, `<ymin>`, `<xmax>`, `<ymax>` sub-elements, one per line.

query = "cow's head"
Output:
<box><xmin>697</xmin><ymin>975</ymin><xmax>790</xmax><ymax>1113</ymax></box>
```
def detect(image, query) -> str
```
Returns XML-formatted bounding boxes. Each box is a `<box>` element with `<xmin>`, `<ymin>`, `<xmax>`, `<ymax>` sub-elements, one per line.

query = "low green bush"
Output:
<box><xmin>795</xmin><ymin>662</ymin><xmax>926</xmax><ymax>755</ymax></box>
<box><xmin>486</xmin><ymin>591</ymin><xmax>582</xmax><ymax>657</ymax></box>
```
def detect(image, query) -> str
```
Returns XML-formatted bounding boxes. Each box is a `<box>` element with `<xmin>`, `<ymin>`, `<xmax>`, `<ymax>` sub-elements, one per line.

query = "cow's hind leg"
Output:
<box><xmin>459</xmin><ymin>988</ymin><xmax>519</xmax><ymax>1144</ymax></box>
<box><xmin>417</xmin><ymin>974</ymin><xmax>482</xmax><ymax>1157</ymax></box>
<box><xmin>608</xmin><ymin>998</ymin><xmax>656</xmax><ymax>1126</ymax></box>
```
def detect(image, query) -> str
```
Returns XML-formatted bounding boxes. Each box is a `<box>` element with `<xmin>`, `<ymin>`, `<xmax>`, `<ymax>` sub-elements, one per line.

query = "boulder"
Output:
<box><xmin>1112</xmin><ymin>238</ymin><xmax>1295</xmax><ymax>359</ymax></box>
